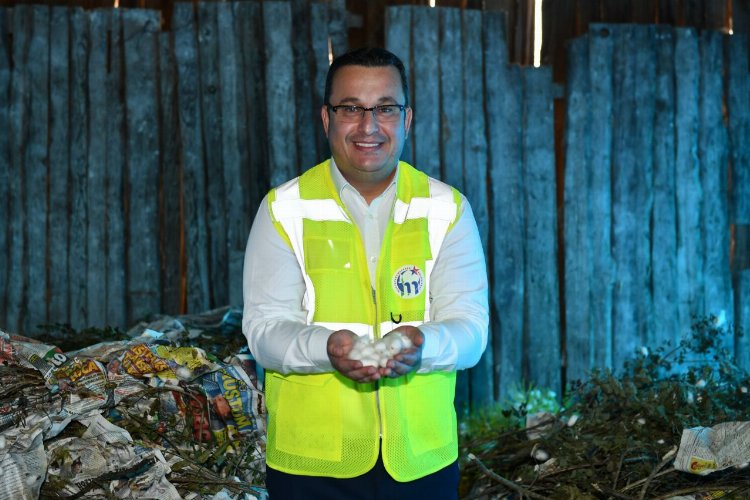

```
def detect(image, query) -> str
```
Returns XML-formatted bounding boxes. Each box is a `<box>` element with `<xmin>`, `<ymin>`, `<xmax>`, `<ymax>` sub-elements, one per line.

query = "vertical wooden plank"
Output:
<box><xmin>106</xmin><ymin>10</ymin><xmax>127</xmax><ymax>328</ymax></box>
<box><xmin>613</xmin><ymin>23</ymin><xmax>636</xmax><ymax>366</ymax></box>
<box><xmin>87</xmin><ymin>9</ymin><xmax>108</xmax><ymax>327</ymax></box>
<box><xmin>442</xmin><ymin>6</ymin><xmax>468</xmax><ymax>410</ymax></box>
<box><xmin>0</xmin><ymin>7</ymin><xmax>10</xmax><ymax>327</ymax></box>
<box><xmin>738</xmin><ymin>271</ymin><xmax>750</xmax><ymax>369</ymax></box>
<box><xmin>484</xmin><ymin>10</ymin><xmax>523</xmax><ymax>404</ymax></box>
<box><xmin>611</xmin><ymin>25</ymin><xmax>640</xmax><ymax>366</ymax></box>
<box><xmin>263</xmin><ymin>2</ymin><xmax>297</xmax><ymax>188</ymax></box>
<box><xmin>588</xmin><ymin>25</ymin><xmax>615</xmax><ymax>370</ymax></box>
<box><xmin>439</xmin><ymin>7</ymin><xmax>464</xmax><ymax>192</ymax></box>
<box><xmin>69</xmin><ymin>7</ymin><xmax>89</xmax><ymax>329</ymax></box>
<box><xmin>174</xmin><ymin>2</ymin><xmax>210</xmax><ymax>313</ymax></box>
<box><xmin>563</xmin><ymin>36</ymin><xmax>592</xmax><ymax>384</ymax></box>
<box><xmin>522</xmin><ymin>66</ymin><xmax>560</xmax><ymax>393</ymax></box>
<box><xmin>327</xmin><ymin>0</ymin><xmax>347</xmax><ymax>59</ymax></box>
<box><xmin>310</xmin><ymin>2</ymin><xmax>330</xmax><ymax>163</ymax></box>
<box><xmin>197</xmin><ymin>2</ymin><xmax>227</xmax><ymax>308</ymax></box>
<box><xmin>651</xmin><ymin>26</ymin><xmax>680</xmax><ymax>351</ymax></box>
<box><xmin>236</xmin><ymin>0</ymin><xmax>267</xmax><ymax>217</ymax></box>
<box><xmin>385</xmin><ymin>6</ymin><xmax>413</xmax><ymax>165</ymax></box>
<box><xmin>123</xmin><ymin>9</ymin><xmax>161</xmax><ymax>321</ymax></box>
<box><xmin>674</xmin><ymin>27</ymin><xmax>703</xmax><ymax>337</ymax></box>
<box><xmin>23</xmin><ymin>5</ymin><xmax>50</xmax><ymax>333</ymax></box>
<box><xmin>412</xmin><ymin>6</ymin><xmax>439</xmax><ymax>179</ymax></box>
<box><xmin>632</xmin><ymin>26</ymin><xmax>656</xmax><ymax>349</ymax></box>
<box><xmin>159</xmin><ymin>30</ymin><xmax>181</xmax><ymax>316</ymax></box>
<box><xmin>463</xmin><ymin>9</ymin><xmax>489</xmax><ymax>250</ymax></box>
<box><xmin>699</xmin><ymin>30</ymin><xmax>732</xmax><ymax>346</ymax></box>
<box><xmin>463</xmin><ymin>9</ymin><xmax>491</xmax><ymax>408</ymax></box>
<box><xmin>217</xmin><ymin>2</ymin><xmax>246</xmax><ymax>308</ymax></box>
<box><xmin>728</xmin><ymin>34</ymin><xmax>750</xmax><ymax>369</ymax></box>
<box><xmin>48</xmin><ymin>7</ymin><xmax>70</xmax><ymax>327</ymax></box>
<box><xmin>290</xmin><ymin>0</ymin><xmax>318</xmax><ymax>173</ymax></box>
<box><xmin>8</xmin><ymin>5</ymin><xmax>29</xmax><ymax>333</ymax></box>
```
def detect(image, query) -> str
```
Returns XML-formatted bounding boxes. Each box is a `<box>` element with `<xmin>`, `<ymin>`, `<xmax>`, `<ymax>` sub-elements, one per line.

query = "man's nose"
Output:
<box><xmin>358</xmin><ymin>109</ymin><xmax>380</xmax><ymax>133</ymax></box>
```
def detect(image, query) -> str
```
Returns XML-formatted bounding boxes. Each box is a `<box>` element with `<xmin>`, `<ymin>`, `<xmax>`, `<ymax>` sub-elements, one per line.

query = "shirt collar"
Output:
<box><xmin>329</xmin><ymin>158</ymin><xmax>399</xmax><ymax>203</ymax></box>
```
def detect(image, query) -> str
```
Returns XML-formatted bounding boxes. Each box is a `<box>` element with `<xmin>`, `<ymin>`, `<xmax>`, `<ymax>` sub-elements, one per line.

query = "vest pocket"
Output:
<box><xmin>404</xmin><ymin>373</ymin><xmax>456</xmax><ymax>456</ymax></box>
<box><xmin>272</xmin><ymin>373</ymin><xmax>343</xmax><ymax>462</ymax></box>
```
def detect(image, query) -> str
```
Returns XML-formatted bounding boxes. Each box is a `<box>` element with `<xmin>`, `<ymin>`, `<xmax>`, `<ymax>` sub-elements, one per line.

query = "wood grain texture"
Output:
<box><xmin>159</xmin><ymin>30</ymin><xmax>182</xmax><ymax>316</ymax></box>
<box><xmin>563</xmin><ymin>35</ymin><xmax>592</xmax><ymax>384</ymax></box>
<box><xmin>587</xmin><ymin>25</ymin><xmax>615</xmax><ymax>370</ymax></box>
<box><xmin>310</xmin><ymin>2</ymin><xmax>330</xmax><ymax>164</ymax></box>
<box><xmin>263</xmin><ymin>1</ymin><xmax>297</xmax><ymax>188</ymax></box>
<box><xmin>632</xmin><ymin>26</ymin><xmax>656</xmax><ymax>349</ymax></box>
<box><xmin>290</xmin><ymin>0</ymin><xmax>318</xmax><ymax>173</ymax></box>
<box><xmin>727</xmin><ymin>33</ymin><xmax>750</xmax><ymax>370</ymax></box>
<box><xmin>123</xmin><ymin>9</ymin><xmax>161</xmax><ymax>320</ymax></box>
<box><xmin>236</xmin><ymin>0</ymin><xmax>267</xmax><ymax>219</ymax></box>
<box><xmin>482</xmin><ymin>12</ymin><xmax>525</xmax><ymax>400</ymax></box>
<box><xmin>217</xmin><ymin>2</ymin><xmax>247</xmax><ymax>308</ymax></box>
<box><xmin>23</xmin><ymin>5</ymin><xmax>50</xmax><ymax>332</ymax></box>
<box><xmin>385</xmin><ymin>6</ymin><xmax>413</xmax><ymax>165</ymax></box>
<box><xmin>7</xmin><ymin>4</ymin><xmax>27</xmax><ymax>333</ymax></box>
<box><xmin>197</xmin><ymin>2</ymin><xmax>228</xmax><ymax>308</ymax></box>
<box><xmin>522</xmin><ymin>66</ymin><xmax>560</xmax><ymax>393</ymax></box>
<box><xmin>87</xmin><ymin>9</ymin><xmax>109</xmax><ymax>327</ymax></box>
<box><xmin>412</xmin><ymin>6</ymin><xmax>439</xmax><ymax>179</ymax></box>
<box><xmin>610</xmin><ymin>25</ymin><xmax>647</xmax><ymax>365</ymax></box>
<box><xmin>106</xmin><ymin>10</ymin><xmax>127</xmax><ymax>328</ymax></box>
<box><xmin>0</xmin><ymin>7</ymin><xmax>10</xmax><ymax>327</ymax></box>
<box><xmin>485</xmin><ymin>9</ymin><xmax>523</xmax><ymax>403</ymax></box>
<box><xmin>699</xmin><ymin>30</ymin><xmax>731</xmax><ymax>345</ymax></box>
<box><xmin>438</xmin><ymin>7</ymin><xmax>464</xmax><ymax>191</ymax></box>
<box><xmin>173</xmin><ymin>2</ymin><xmax>210</xmax><ymax>313</ymax></box>
<box><xmin>462</xmin><ymin>9</ymin><xmax>491</xmax><ymax>408</ymax></box>
<box><xmin>651</xmin><ymin>26</ymin><xmax>679</xmax><ymax>350</ymax></box>
<box><xmin>69</xmin><ymin>8</ymin><xmax>89</xmax><ymax>329</ymax></box>
<box><xmin>674</xmin><ymin>27</ymin><xmax>703</xmax><ymax>337</ymax></box>
<box><xmin>47</xmin><ymin>7</ymin><xmax>70</xmax><ymax>327</ymax></box>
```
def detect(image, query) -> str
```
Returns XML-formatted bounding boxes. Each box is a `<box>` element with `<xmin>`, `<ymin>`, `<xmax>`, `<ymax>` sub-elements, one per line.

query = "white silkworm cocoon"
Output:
<box><xmin>347</xmin><ymin>331</ymin><xmax>414</xmax><ymax>367</ymax></box>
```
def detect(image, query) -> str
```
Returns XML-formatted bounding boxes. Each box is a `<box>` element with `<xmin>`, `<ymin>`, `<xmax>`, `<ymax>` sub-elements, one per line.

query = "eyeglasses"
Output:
<box><xmin>327</xmin><ymin>103</ymin><xmax>406</xmax><ymax>123</ymax></box>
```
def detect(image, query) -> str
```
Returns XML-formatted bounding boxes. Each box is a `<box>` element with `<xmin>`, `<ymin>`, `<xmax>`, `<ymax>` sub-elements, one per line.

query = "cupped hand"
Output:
<box><xmin>381</xmin><ymin>325</ymin><xmax>424</xmax><ymax>378</ymax></box>
<box><xmin>327</xmin><ymin>329</ymin><xmax>382</xmax><ymax>383</ymax></box>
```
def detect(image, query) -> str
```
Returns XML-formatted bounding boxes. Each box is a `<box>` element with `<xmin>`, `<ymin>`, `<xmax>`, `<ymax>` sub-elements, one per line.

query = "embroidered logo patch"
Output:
<box><xmin>392</xmin><ymin>265</ymin><xmax>424</xmax><ymax>299</ymax></box>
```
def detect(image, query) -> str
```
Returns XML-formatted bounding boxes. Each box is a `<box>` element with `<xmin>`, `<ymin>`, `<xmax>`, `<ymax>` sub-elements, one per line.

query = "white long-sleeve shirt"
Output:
<box><xmin>242</xmin><ymin>161</ymin><xmax>489</xmax><ymax>375</ymax></box>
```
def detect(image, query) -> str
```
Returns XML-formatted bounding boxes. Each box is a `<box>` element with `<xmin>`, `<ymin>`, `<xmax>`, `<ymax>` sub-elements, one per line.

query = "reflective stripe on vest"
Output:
<box><xmin>265</xmin><ymin>160</ymin><xmax>461</xmax><ymax>480</ymax></box>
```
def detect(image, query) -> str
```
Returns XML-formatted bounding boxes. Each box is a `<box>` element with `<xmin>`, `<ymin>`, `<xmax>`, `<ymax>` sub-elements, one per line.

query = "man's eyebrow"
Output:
<box><xmin>333</xmin><ymin>96</ymin><xmax>401</xmax><ymax>105</ymax></box>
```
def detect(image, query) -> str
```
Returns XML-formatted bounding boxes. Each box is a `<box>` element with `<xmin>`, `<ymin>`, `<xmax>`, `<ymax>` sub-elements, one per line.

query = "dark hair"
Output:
<box><xmin>324</xmin><ymin>47</ymin><xmax>409</xmax><ymax>107</ymax></box>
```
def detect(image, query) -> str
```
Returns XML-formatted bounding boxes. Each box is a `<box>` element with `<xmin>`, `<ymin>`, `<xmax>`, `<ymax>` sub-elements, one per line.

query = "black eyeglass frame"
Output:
<box><xmin>326</xmin><ymin>103</ymin><xmax>407</xmax><ymax>120</ymax></box>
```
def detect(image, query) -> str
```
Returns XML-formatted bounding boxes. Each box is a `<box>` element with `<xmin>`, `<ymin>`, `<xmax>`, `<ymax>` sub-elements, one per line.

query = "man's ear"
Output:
<box><xmin>321</xmin><ymin>105</ymin><xmax>330</xmax><ymax>137</ymax></box>
<box><xmin>403</xmin><ymin>106</ymin><xmax>413</xmax><ymax>137</ymax></box>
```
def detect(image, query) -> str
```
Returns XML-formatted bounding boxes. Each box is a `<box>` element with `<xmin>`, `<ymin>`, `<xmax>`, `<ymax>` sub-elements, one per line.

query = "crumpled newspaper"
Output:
<box><xmin>0</xmin><ymin>323</ymin><xmax>267</xmax><ymax>500</ymax></box>
<box><xmin>674</xmin><ymin>421</ymin><xmax>750</xmax><ymax>476</ymax></box>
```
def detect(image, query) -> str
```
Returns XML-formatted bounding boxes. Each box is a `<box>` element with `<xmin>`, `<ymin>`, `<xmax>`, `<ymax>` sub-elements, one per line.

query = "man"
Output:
<box><xmin>242</xmin><ymin>47</ymin><xmax>488</xmax><ymax>499</ymax></box>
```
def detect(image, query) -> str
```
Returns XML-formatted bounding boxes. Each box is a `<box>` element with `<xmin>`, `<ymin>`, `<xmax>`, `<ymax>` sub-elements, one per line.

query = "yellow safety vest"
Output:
<box><xmin>265</xmin><ymin>160</ymin><xmax>462</xmax><ymax>481</ymax></box>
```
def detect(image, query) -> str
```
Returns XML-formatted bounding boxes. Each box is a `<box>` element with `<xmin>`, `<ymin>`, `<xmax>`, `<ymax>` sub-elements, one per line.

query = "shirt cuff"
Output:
<box><xmin>309</xmin><ymin>326</ymin><xmax>334</xmax><ymax>371</ymax></box>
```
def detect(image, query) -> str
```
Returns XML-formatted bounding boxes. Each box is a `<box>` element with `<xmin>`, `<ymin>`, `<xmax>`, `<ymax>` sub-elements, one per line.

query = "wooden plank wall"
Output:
<box><xmin>541</xmin><ymin>0</ymin><xmax>734</xmax><ymax>81</ymax></box>
<box><xmin>0</xmin><ymin>0</ymin><xmax>346</xmax><ymax>332</ymax></box>
<box><xmin>564</xmin><ymin>24</ymin><xmax>746</xmax><ymax>383</ymax></box>
<box><xmin>386</xmin><ymin>6</ymin><xmax>562</xmax><ymax>408</ymax></box>
<box><xmin>1</xmin><ymin>1</ymin><xmax>749</xmax><ymax>412</ymax></box>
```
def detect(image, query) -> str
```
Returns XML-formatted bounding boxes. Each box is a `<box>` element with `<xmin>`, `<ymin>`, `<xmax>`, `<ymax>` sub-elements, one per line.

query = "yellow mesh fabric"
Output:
<box><xmin>265</xmin><ymin>161</ymin><xmax>460</xmax><ymax>480</ymax></box>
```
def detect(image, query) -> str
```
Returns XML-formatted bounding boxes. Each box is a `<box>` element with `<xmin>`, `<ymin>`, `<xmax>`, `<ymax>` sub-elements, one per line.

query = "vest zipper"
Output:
<box><xmin>371</xmin><ymin>287</ymin><xmax>380</xmax><ymax>340</ymax></box>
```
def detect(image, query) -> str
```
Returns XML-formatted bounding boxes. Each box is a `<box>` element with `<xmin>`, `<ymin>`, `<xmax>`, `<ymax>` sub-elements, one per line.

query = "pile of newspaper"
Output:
<box><xmin>0</xmin><ymin>309</ymin><xmax>267</xmax><ymax>499</ymax></box>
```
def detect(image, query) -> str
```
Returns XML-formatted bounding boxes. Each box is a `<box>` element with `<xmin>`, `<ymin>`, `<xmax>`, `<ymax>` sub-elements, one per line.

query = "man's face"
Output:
<box><xmin>321</xmin><ymin>65</ymin><xmax>412</xmax><ymax>186</ymax></box>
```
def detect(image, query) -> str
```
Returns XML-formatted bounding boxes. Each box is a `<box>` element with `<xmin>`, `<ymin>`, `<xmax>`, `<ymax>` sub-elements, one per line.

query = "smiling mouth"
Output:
<box><xmin>354</xmin><ymin>142</ymin><xmax>381</xmax><ymax>149</ymax></box>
